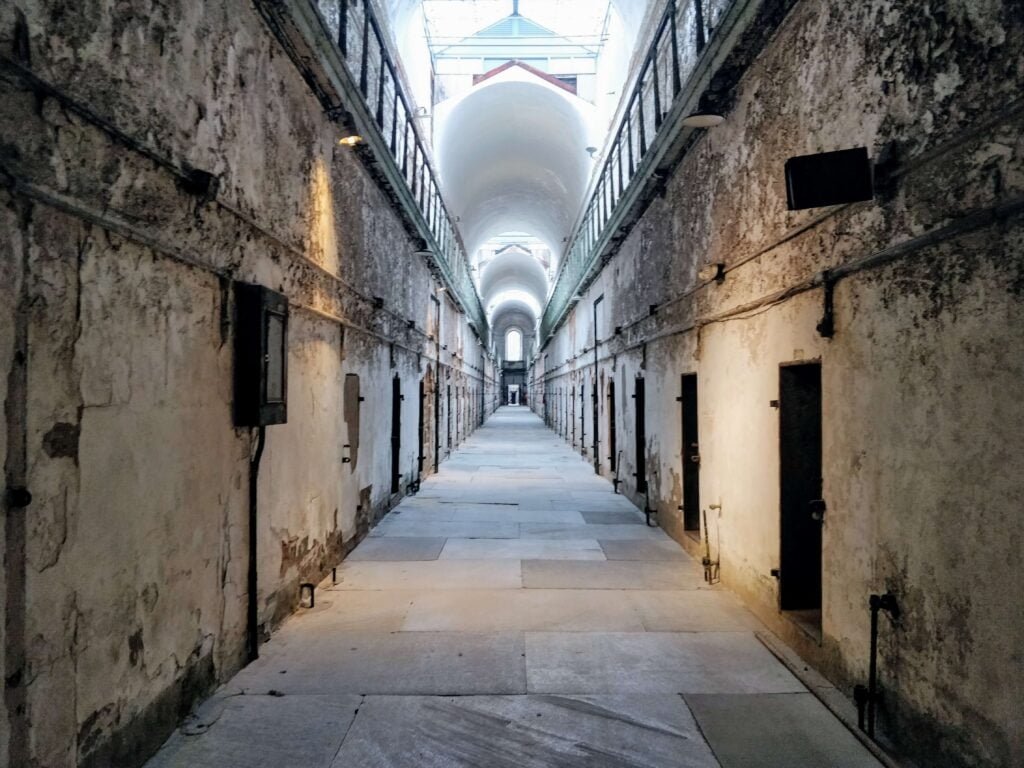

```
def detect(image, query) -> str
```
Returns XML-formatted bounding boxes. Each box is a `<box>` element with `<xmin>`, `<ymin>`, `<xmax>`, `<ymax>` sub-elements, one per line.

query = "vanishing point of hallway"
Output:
<box><xmin>147</xmin><ymin>407</ymin><xmax>882</xmax><ymax>767</ymax></box>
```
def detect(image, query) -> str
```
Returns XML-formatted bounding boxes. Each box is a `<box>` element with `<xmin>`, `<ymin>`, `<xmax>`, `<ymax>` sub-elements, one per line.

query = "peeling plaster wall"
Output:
<box><xmin>0</xmin><ymin>2</ymin><xmax>495</xmax><ymax>766</ymax></box>
<box><xmin>532</xmin><ymin>1</ymin><xmax>1024</xmax><ymax>766</ymax></box>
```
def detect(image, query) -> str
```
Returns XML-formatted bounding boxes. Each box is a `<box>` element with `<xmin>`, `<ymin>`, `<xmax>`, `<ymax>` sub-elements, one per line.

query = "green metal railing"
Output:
<box><xmin>540</xmin><ymin>0</ymin><xmax>734</xmax><ymax>341</ymax></box>
<box><xmin>311</xmin><ymin>0</ymin><xmax>488</xmax><ymax>337</ymax></box>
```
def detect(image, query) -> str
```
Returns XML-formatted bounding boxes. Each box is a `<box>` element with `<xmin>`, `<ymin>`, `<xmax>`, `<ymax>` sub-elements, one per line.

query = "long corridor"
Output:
<box><xmin>147</xmin><ymin>408</ymin><xmax>881</xmax><ymax>767</ymax></box>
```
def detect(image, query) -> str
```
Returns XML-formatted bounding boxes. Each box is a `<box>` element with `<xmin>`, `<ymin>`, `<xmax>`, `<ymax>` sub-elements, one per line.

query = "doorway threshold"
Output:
<box><xmin>783</xmin><ymin>608</ymin><xmax>823</xmax><ymax>643</ymax></box>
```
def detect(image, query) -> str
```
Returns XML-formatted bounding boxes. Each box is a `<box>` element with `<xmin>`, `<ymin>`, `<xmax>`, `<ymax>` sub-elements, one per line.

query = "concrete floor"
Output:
<box><xmin>147</xmin><ymin>407</ymin><xmax>882</xmax><ymax>768</ymax></box>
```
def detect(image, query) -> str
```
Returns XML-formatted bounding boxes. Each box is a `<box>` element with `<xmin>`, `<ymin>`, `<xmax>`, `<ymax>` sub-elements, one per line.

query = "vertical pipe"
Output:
<box><xmin>247</xmin><ymin>425</ymin><xmax>267</xmax><ymax>662</ymax></box>
<box><xmin>868</xmin><ymin>594</ymin><xmax>881</xmax><ymax>737</ymax></box>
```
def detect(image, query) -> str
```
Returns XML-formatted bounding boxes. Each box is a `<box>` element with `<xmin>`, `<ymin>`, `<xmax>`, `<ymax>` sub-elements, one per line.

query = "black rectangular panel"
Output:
<box><xmin>634</xmin><ymin>377</ymin><xmax>647</xmax><ymax>494</ymax></box>
<box><xmin>233</xmin><ymin>282</ymin><xmax>288</xmax><ymax>426</ymax></box>
<box><xmin>779</xmin><ymin>363</ymin><xmax>823</xmax><ymax>611</ymax></box>
<box><xmin>785</xmin><ymin>147</ymin><xmax>873</xmax><ymax>210</ymax></box>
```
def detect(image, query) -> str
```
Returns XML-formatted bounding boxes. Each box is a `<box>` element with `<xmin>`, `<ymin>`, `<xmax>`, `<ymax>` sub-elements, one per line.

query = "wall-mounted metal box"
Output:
<box><xmin>234</xmin><ymin>282</ymin><xmax>288</xmax><ymax>426</ymax></box>
<box><xmin>785</xmin><ymin>147</ymin><xmax>873</xmax><ymax>210</ymax></box>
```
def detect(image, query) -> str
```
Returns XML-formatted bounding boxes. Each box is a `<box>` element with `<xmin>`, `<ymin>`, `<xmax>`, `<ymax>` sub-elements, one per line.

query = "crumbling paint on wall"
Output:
<box><xmin>532</xmin><ymin>1</ymin><xmax>1024</xmax><ymax>766</ymax></box>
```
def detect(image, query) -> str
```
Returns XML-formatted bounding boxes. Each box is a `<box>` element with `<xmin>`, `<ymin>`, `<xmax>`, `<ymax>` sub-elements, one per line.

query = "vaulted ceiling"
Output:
<box><xmin>384</xmin><ymin>0</ymin><xmax>652</xmax><ymax>351</ymax></box>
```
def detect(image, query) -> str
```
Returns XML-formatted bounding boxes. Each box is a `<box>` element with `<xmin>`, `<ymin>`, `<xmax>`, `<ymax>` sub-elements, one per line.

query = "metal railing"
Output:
<box><xmin>314</xmin><ymin>0</ymin><xmax>487</xmax><ymax>337</ymax></box>
<box><xmin>540</xmin><ymin>0</ymin><xmax>733</xmax><ymax>341</ymax></box>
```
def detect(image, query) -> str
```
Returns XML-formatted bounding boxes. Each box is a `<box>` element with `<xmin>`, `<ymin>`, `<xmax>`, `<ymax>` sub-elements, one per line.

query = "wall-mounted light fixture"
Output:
<box><xmin>682</xmin><ymin>112</ymin><xmax>724</xmax><ymax>128</ymax></box>
<box><xmin>698</xmin><ymin>262</ymin><xmax>726</xmax><ymax>283</ymax></box>
<box><xmin>585</xmin><ymin>146</ymin><xmax>598</xmax><ymax>158</ymax></box>
<box><xmin>338</xmin><ymin>131</ymin><xmax>364</xmax><ymax>146</ymax></box>
<box><xmin>681</xmin><ymin>92</ymin><xmax>725</xmax><ymax>129</ymax></box>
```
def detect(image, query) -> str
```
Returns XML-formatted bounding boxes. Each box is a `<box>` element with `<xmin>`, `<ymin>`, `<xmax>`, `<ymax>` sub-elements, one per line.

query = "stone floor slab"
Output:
<box><xmin>346</xmin><ymin>537</ymin><xmax>446</xmax><ymax>561</ymax></box>
<box><xmin>371</xmin><ymin>520</ymin><xmax>519</xmax><ymax>539</ymax></box>
<box><xmin>525</xmin><ymin>632</ymin><xmax>805</xmax><ymax>694</ymax></box>
<box><xmin>332</xmin><ymin>560</ymin><xmax>522</xmax><ymax>590</ymax></box>
<box><xmin>629</xmin><ymin>590</ymin><xmax>763</xmax><ymax>631</ymax></box>
<box><xmin>580</xmin><ymin>510</ymin><xmax>645</xmax><ymax>524</ymax></box>
<box><xmin>276</xmin><ymin>590</ymin><xmax>416</xmax><ymax>631</ymax></box>
<box><xmin>329</xmin><ymin>695</ymin><xmax>719</xmax><ymax>768</ymax></box>
<box><xmin>522</xmin><ymin>560</ymin><xmax>705</xmax><ymax>590</ymax></box>
<box><xmin>599</xmin><ymin>539</ymin><xmax>693</xmax><ymax>561</ymax></box>
<box><xmin>520</xmin><ymin>523</ymin><xmax>667</xmax><ymax>540</ymax></box>
<box><xmin>401</xmin><ymin>589</ymin><xmax>645</xmax><ymax>632</ymax></box>
<box><xmin>440</xmin><ymin>538</ymin><xmax>606</xmax><ymax>560</ymax></box>
<box><xmin>231</xmin><ymin>632</ymin><xmax>527</xmax><ymax>695</ymax></box>
<box><xmin>684</xmin><ymin>693</ymin><xmax>883</xmax><ymax>767</ymax></box>
<box><xmin>146</xmin><ymin>694</ymin><xmax>360</xmax><ymax>768</ymax></box>
<box><xmin>395</xmin><ymin>506</ymin><xmax>586</xmax><ymax>524</ymax></box>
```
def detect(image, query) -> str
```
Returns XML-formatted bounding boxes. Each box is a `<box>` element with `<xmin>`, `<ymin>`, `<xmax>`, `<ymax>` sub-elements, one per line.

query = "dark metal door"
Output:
<box><xmin>779</xmin><ymin>363</ymin><xmax>823</xmax><ymax>611</ymax></box>
<box><xmin>391</xmin><ymin>376</ymin><xmax>401</xmax><ymax>493</ymax></box>
<box><xmin>579</xmin><ymin>383</ymin><xmax>586</xmax><ymax>455</ymax></box>
<box><xmin>680</xmin><ymin>374</ymin><xmax>700</xmax><ymax>533</ymax></box>
<box><xmin>571</xmin><ymin>387</ymin><xmax>576</xmax><ymax>447</ymax></box>
<box><xmin>592</xmin><ymin>377</ymin><xmax>600</xmax><ymax>473</ymax></box>
<box><xmin>417</xmin><ymin>378</ymin><xmax>425</xmax><ymax>477</ymax></box>
<box><xmin>634</xmin><ymin>377</ymin><xmax>647</xmax><ymax>493</ymax></box>
<box><xmin>433</xmin><ymin>369</ymin><xmax>441</xmax><ymax>472</ymax></box>
<box><xmin>608</xmin><ymin>380</ymin><xmax>617</xmax><ymax>472</ymax></box>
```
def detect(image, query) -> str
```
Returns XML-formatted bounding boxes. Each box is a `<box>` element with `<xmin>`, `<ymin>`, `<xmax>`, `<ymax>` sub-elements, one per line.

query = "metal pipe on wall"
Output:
<box><xmin>247</xmin><ymin>426</ymin><xmax>267</xmax><ymax>662</ymax></box>
<box><xmin>860</xmin><ymin>591</ymin><xmax>900</xmax><ymax>738</ymax></box>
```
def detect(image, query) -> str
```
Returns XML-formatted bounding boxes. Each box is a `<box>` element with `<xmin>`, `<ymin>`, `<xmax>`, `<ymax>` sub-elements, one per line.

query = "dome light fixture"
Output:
<box><xmin>682</xmin><ymin>92</ymin><xmax>725</xmax><ymax>129</ymax></box>
<box><xmin>681</xmin><ymin>112</ymin><xmax>725</xmax><ymax>128</ymax></box>
<box><xmin>698</xmin><ymin>262</ymin><xmax>726</xmax><ymax>283</ymax></box>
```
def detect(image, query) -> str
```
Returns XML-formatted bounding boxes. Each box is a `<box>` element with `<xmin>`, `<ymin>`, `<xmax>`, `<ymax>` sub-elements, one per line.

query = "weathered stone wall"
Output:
<box><xmin>533</xmin><ymin>1</ymin><xmax>1023</xmax><ymax>766</ymax></box>
<box><xmin>0</xmin><ymin>2</ymin><xmax>495</xmax><ymax>766</ymax></box>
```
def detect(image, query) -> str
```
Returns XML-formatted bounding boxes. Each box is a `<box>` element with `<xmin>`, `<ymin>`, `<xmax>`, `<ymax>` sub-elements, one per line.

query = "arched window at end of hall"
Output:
<box><xmin>505</xmin><ymin>328</ymin><xmax>523</xmax><ymax>362</ymax></box>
